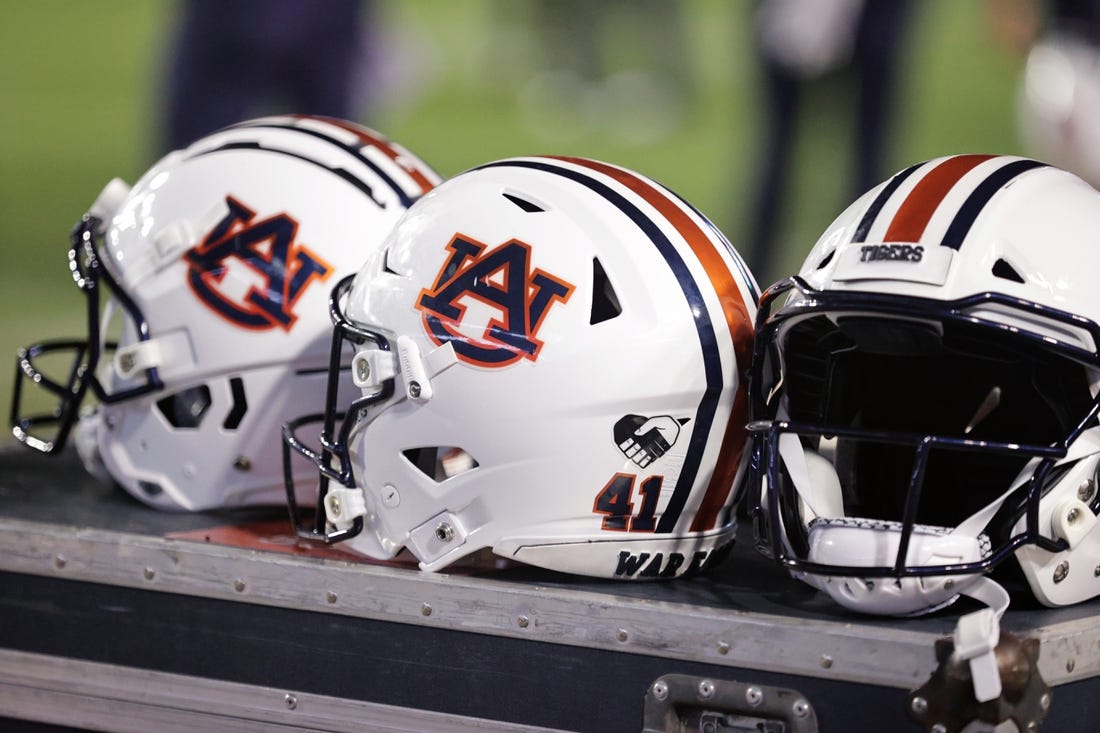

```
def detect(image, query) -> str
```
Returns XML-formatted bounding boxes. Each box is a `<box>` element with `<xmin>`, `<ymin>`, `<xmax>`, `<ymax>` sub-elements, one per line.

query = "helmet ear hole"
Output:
<box><xmin>155</xmin><ymin>385</ymin><xmax>212</xmax><ymax>429</ymax></box>
<box><xmin>402</xmin><ymin>447</ymin><xmax>479</xmax><ymax>482</ymax></box>
<box><xmin>992</xmin><ymin>258</ymin><xmax>1026</xmax><ymax>283</ymax></box>
<box><xmin>590</xmin><ymin>257</ymin><xmax>622</xmax><ymax>325</ymax></box>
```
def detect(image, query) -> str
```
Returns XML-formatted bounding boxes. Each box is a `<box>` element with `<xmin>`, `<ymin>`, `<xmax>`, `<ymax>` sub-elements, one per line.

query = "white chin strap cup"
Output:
<box><xmin>802</xmin><ymin>518</ymin><xmax>988</xmax><ymax>616</ymax></box>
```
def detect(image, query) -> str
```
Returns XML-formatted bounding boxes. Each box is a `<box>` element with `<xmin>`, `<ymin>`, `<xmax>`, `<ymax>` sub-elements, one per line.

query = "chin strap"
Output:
<box><xmin>952</xmin><ymin>576</ymin><xmax>1011</xmax><ymax>703</ymax></box>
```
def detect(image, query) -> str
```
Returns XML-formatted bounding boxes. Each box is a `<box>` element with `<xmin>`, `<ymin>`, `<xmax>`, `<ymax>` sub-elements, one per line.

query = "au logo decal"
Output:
<box><xmin>415</xmin><ymin>234</ymin><xmax>574</xmax><ymax>367</ymax></box>
<box><xmin>184</xmin><ymin>197</ymin><xmax>332</xmax><ymax>331</ymax></box>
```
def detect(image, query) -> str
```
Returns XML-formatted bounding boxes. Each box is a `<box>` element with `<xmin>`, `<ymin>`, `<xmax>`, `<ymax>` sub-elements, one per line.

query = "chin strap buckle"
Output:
<box><xmin>953</xmin><ymin>608</ymin><xmax>1002</xmax><ymax>703</ymax></box>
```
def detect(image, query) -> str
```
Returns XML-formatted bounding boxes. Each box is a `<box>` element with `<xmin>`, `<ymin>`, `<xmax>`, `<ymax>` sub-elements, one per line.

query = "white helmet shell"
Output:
<box><xmin>15</xmin><ymin>116</ymin><xmax>440</xmax><ymax>511</ymax></box>
<box><xmin>287</xmin><ymin>156</ymin><xmax>759</xmax><ymax>579</ymax></box>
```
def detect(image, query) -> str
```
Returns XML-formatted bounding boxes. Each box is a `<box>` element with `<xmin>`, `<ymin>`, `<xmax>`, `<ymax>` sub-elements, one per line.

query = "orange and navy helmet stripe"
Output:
<box><xmin>477</xmin><ymin>156</ymin><xmax>755</xmax><ymax>534</ymax></box>
<box><xmin>313</xmin><ymin>116</ymin><xmax>438</xmax><ymax>195</ymax></box>
<box><xmin>212</xmin><ymin>116</ymin><xmax>438</xmax><ymax>208</ymax></box>
<box><xmin>854</xmin><ymin>155</ymin><xmax>1047</xmax><ymax>249</ymax></box>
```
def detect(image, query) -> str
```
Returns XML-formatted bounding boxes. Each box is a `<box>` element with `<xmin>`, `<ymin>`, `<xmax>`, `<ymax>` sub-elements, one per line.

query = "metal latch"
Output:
<box><xmin>907</xmin><ymin>631</ymin><xmax>1051</xmax><ymax>733</ymax></box>
<box><xmin>644</xmin><ymin>674</ymin><xmax>818</xmax><ymax>732</ymax></box>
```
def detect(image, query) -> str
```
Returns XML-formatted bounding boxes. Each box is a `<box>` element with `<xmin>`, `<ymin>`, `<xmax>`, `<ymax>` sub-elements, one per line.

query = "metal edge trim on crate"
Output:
<box><xmin>0</xmin><ymin>516</ymin><xmax>1092</xmax><ymax>689</ymax></box>
<box><xmin>0</xmin><ymin>648</ymin><xmax>568</xmax><ymax>733</ymax></box>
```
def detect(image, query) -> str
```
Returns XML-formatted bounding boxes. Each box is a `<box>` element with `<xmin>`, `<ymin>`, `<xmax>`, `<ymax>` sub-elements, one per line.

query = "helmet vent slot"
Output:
<box><xmin>138</xmin><ymin>481</ymin><xmax>163</xmax><ymax>497</ymax></box>
<box><xmin>222</xmin><ymin>377</ymin><xmax>248</xmax><ymax>430</ymax></box>
<box><xmin>815</xmin><ymin>249</ymin><xmax>836</xmax><ymax>270</ymax></box>
<box><xmin>502</xmin><ymin>191</ymin><xmax>545</xmax><ymax>213</ymax></box>
<box><xmin>590</xmin><ymin>257</ymin><xmax>622</xmax><ymax>324</ymax></box>
<box><xmin>382</xmin><ymin>248</ymin><xmax>400</xmax><ymax>275</ymax></box>
<box><xmin>402</xmin><ymin>447</ymin><xmax>479</xmax><ymax>482</ymax></box>
<box><xmin>156</xmin><ymin>384</ymin><xmax>212</xmax><ymax>429</ymax></box>
<box><xmin>992</xmin><ymin>258</ymin><xmax>1025</xmax><ymax>283</ymax></box>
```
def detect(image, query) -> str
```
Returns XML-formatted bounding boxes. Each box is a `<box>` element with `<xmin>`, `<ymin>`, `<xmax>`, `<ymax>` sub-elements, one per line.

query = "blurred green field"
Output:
<box><xmin>0</xmin><ymin>0</ymin><xmax>1025</xmax><ymax>436</ymax></box>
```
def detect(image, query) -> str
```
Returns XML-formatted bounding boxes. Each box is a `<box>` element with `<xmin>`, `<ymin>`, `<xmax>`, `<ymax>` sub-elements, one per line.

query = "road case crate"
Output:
<box><xmin>0</xmin><ymin>447</ymin><xmax>1097</xmax><ymax>732</ymax></box>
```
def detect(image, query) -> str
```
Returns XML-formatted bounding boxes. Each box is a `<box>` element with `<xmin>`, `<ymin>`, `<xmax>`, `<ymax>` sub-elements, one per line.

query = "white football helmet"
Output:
<box><xmin>749</xmin><ymin>154</ymin><xmax>1100</xmax><ymax>615</ymax></box>
<box><xmin>11</xmin><ymin>115</ymin><xmax>440</xmax><ymax>511</ymax></box>
<box><xmin>283</xmin><ymin>156</ymin><xmax>758</xmax><ymax>578</ymax></box>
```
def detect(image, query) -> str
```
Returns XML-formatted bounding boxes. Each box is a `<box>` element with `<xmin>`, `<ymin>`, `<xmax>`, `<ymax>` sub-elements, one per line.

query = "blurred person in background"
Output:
<box><xmin>743</xmin><ymin>0</ymin><xmax>915</xmax><ymax>284</ymax></box>
<box><xmin>164</xmin><ymin>0</ymin><xmax>373</xmax><ymax>151</ymax></box>
<box><xmin>511</xmin><ymin>0</ymin><xmax>691</xmax><ymax>145</ymax></box>
<box><xmin>1004</xmin><ymin>0</ymin><xmax>1100</xmax><ymax>189</ymax></box>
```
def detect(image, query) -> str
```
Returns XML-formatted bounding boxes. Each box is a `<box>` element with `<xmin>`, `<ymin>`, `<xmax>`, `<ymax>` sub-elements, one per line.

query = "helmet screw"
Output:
<box><xmin>651</xmin><ymin>680</ymin><xmax>669</xmax><ymax>702</ymax></box>
<box><xmin>1094</xmin><ymin>563</ymin><xmax>1100</xmax><ymax>577</ymax></box>
<box><xmin>1068</xmin><ymin>507</ymin><xmax>1082</xmax><ymax>525</ymax></box>
<box><xmin>382</xmin><ymin>484</ymin><xmax>400</xmax><ymax>508</ymax></box>
<box><xmin>408</xmin><ymin>381</ymin><xmax>422</xmax><ymax>398</ymax></box>
<box><xmin>697</xmin><ymin>680</ymin><xmax>715</xmax><ymax>700</ymax></box>
<box><xmin>233</xmin><ymin>455</ymin><xmax>251</xmax><ymax>472</ymax></box>
<box><xmin>355</xmin><ymin>357</ymin><xmax>370</xmax><ymax>383</ymax></box>
<box><xmin>792</xmin><ymin>700</ymin><xmax>810</xmax><ymax>719</ymax></box>
<box><xmin>1054</xmin><ymin>561</ymin><xmax>1070</xmax><ymax>584</ymax></box>
<box><xmin>435</xmin><ymin>522</ymin><xmax>454</xmax><ymax>542</ymax></box>
<box><xmin>931</xmin><ymin>725</ymin><xmax>947</xmax><ymax>733</ymax></box>
<box><xmin>1079</xmin><ymin>479</ymin><xmax>1096</xmax><ymax>502</ymax></box>
<box><xmin>746</xmin><ymin>686</ymin><xmax>763</xmax><ymax>706</ymax></box>
<box><xmin>943</xmin><ymin>579</ymin><xmax>955</xmax><ymax>591</ymax></box>
<box><xmin>329</xmin><ymin>496</ymin><xmax>342</xmax><ymax>518</ymax></box>
<box><xmin>910</xmin><ymin>696</ymin><xmax>928</xmax><ymax>715</ymax></box>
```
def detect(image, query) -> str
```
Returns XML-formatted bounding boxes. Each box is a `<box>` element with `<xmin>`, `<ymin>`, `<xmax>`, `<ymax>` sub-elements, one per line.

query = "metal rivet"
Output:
<box><xmin>284</xmin><ymin>693</ymin><xmax>297</xmax><ymax>710</ymax></box>
<box><xmin>1027</xmin><ymin>721</ymin><xmax>1039</xmax><ymax>733</ymax></box>
<box><xmin>326</xmin><ymin>591</ymin><xmax>337</xmax><ymax>604</ymax></box>
<box><xmin>698</xmin><ymin>680</ymin><xmax>715</xmax><ymax>700</ymax></box>
<box><xmin>1094</xmin><ymin>563</ymin><xmax>1100</xmax><ymax>578</ymax></box>
<box><xmin>1068</xmin><ymin>507</ymin><xmax>1082</xmax><ymax>525</ymax></box>
<box><xmin>1054</xmin><ymin>561</ymin><xmax>1070</xmax><ymax>584</ymax></box>
<box><xmin>435</xmin><ymin>523</ymin><xmax>454</xmax><ymax>542</ymax></box>
<box><xmin>931</xmin><ymin>724</ymin><xmax>947</xmax><ymax>733</ymax></box>
<box><xmin>329</xmin><ymin>496</ymin><xmax>342</xmax><ymax>518</ymax></box>
<box><xmin>143</xmin><ymin>567</ymin><xmax>155</xmax><ymax>580</ymax></box>
<box><xmin>943</xmin><ymin>579</ymin><xmax>955</xmax><ymax>591</ymax></box>
<box><xmin>792</xmin><ymin>700</ymin><xmax>810</xmax><ymax>719</ymax></box>
<box><xmin>1040</xmin><ymin>693</ymin><xmax>1051</xmax><ymax>712</ymax></box>
<box><xmin>408</xmin><ymin>381</ymin><xmax>422</xmax><ymax>398</ymax></box>
<box><xmin>746</xmin><ymin>686</ymin><xmax>763</xmax><ymax>707</ymax></box>
<box><xmin>652</xmin><ymin>680</ymin><xmax>669</xmax><ymax>701</ymax></box>
<box><xmin>1079</xmin><ymin>479</ymin><xmax>1095</xmax><ymax>502</ymax></box>
<box><xmin>233</xmin><ymin>455</ymin><xmax>251</xmax><ymax>472</ymax></box>
<box><xmin>517</xmin><ymin>615</ymin><xmax>530</xmax><ymax>628</ymax></box>
<box><xmin>910</xmin><ymin>696</ymin><xmax>928</xmax><ymax>715</ymax></box>
<box><xmin>421</xmin><ymin>602</ymin><xmax>432</xmax><ymax>617</ymax></box>
<box><xmin>54</xmin><ymin>554</ymin><xmax>66</xmax><ymax>569</ymax></box>
<box><xmin>820</xmin><ymin>654</ymin><xmax>834</xmax><ymax>669</ymax></box>
<box><xmin>1067</xmin><ymin>657</ymin><xmax>1076</xmax><ymax>673</ymax></box>
<box><xmin>616</xmin><ymin>628</ymin><xmax>628</xmax><ymax>642</ymax></box>
<box><xmin>716</xmin><ymin>641</ymin><xmax>730</xmax><ymax>655</ymax></box>
<box><xmin>355</xmin><ymin>357</ymin><xmax>370</xmax><ymax>383</ymax></box>
<box><xmin>234</xmin><ymin>579</ymin><xmax>246</xmax><ymax>592</ymax></box>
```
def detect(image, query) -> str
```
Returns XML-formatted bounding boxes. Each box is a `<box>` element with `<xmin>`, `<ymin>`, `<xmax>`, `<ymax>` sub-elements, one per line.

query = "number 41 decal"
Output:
<box><xmin>593</xmin><ymin>473</ymin><xmax>663</xmax><ymax>532</ymax></box>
